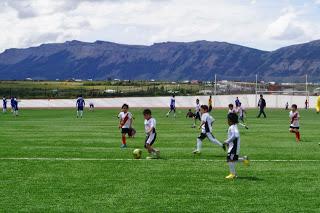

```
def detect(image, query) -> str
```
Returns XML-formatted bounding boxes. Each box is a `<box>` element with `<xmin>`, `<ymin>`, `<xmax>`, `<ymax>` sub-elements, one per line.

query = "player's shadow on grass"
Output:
<box><xmin>236</xmin><ymin>176</ymin><xmax>263</xmax><ymax>181</ymax></box>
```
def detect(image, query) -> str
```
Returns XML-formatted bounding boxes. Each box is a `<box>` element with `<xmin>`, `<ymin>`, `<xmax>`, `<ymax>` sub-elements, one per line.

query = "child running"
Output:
<box><xmin>228</xmin><ymin>104</ymin><xmax>248</xmax><ymax>129</ymax></box>
<box><xmin>289</xmin><ymin>104</ymin><xmax>301</xmax><ymax>142</ymax></box>
<box><xmin>166</xmin><ymin>95</ymin><xmax>176</xmax><ymax>118</ymax></box>
<box><xmin>118</xmin><ymin>104</ymin><xmax>133</xmax><ymax>148</ymax></box>
<box><xmin>143</xmin><ymin>109</ymin><xmax>160</xmax><ymax>159</ymax></box>
<box><xmin>192</xmin><ymin>105</ymin><xmax>226</xmax><ymax>154</ymax></box>
<box><xmin>224</xmin><ymin>113</ymin><xmax>249</xmax><ymax>179</ymax></box>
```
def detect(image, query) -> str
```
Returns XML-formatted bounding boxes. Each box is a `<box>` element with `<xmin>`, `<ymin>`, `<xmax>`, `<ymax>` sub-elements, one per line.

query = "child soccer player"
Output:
<box><xmin>76</xmin><ymin>95</ymin><xmax>85</xmax><ymax>118</ymax></box>
<box><xmin>192</xmin><ymin>99</ymin><xmax>201</xmax><ymax>128</ymax></box>
<box><xmin>228</xmin><ymin>104</ymin><xmax>248</xmax><ymax>129</ymax></box>
<box><xmin>224</xmin><ymin>113</ymin><xmax>249</xmax><ymax>179</ymax></box>
<box><xmin>143</xmin><ymin>109</ymin><xmax>160</xmax><ymax>159</ymax></box>
<box><xmin>289</xmin><ymin>104</ymin><xmax>300</xmax><ymax>142</ymax></box>
<box><xmin>89</xmin><ymin>102</ymin><xmax>94</xmax><ymax>111</ymax></box>
<box><xmin>208</xmin><ymin>95</ymin><xmax>213</xmax><ymax>112</ymax></box>
<box><xmin>237</xmin><ymin>103</ymin><xmax>249</xmax><ymax>129</ymax></box>
<box><xmin>228</xmin><ymin>104</ymin><xmax>236</xmax><ymax>114</ymax></box>
<box><xmin>285</xmin><ymin>102</ymin><xmax>289</xmax><ymax>110</ymax></box>
<box><xmin>13</xmin><ymin>97</ymin><xmax>19</xmax><ymax>116</ymax></box>
<box><xmin>186</xmin><ymin>109</ymin><xmax>195</xmax><ymax>127</ymax></box>
<box><xmin>166</xmin><ymin>95</ymin><xmax>176</xmax><ymax>117</ymax></box>
<box><xmin>118</xmin><ymin>104</ymin><xmax>133</xmax><ymax>148</ymax></box>
<box><xmin>2</xmin><ymin>96</ymin><xmax>7</xmax><ymax>113</ymax></box>
<box><xmin>192</xmin><ymin>105</ymin><xmax>225</xmax><ymax>154</ymax></box>
<box><xmin>316</xmin><ymin>95</ymin><xmax>320</xmax><ymax>114</ymax></box>
<box><xmin>10</xmin><ymin>97</ymin><xmax>15</xmax><ymax>113</ymax></box>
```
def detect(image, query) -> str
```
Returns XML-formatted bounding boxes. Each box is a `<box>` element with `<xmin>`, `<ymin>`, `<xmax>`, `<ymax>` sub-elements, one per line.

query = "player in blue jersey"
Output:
<box><xmin>2</xmin><ymin>96</ymin><xmax>7</xmax><ymax>113</ymax></box>
<box><xmin>166</xmin><ymin>95</ymin><xmax>176</xmax><ymax>118</ymax></box>
<box><xmin>10</xmin><ymin>97</ymin><xmax>15</xmax><ymax>113</ymax></box>
<box><xmin>76</xmin><ymin>95</ymin><xmax>85</xmax><ymax>118</ymax></box>
<box><xmin>13</xmin><ymin>97</ymin><xmax>19</xmax><ymax>116</ymax></box>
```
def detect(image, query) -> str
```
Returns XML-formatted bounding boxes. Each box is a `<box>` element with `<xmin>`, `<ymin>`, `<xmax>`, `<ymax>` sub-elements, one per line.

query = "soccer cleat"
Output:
<box><xmin>225</xmin><ymin>173</ymin><xmax>236</xmax><ymax>179</ymax></box>
<box><xmin>192</xmin><ymin>149</ymin><xmax>201</xmax><ymax>154</ymax></box>
<box><xmin>155</xmin><ymin>150</ymin><xmax>160</xmax><ymax>158</ymax></box>
<box><xmin>245</xmin><ymin>125</ymin><xmax>249</xmax><ymax>129</ymax></box>
<box><xmin>243</xmin><ymin>156</ymin><xmax>250</xmax><ymax>166</ymax></box>
<box><xmin>146</xmin><ymin>155</ymin><xmax>158</xmax><ymax>160</ymax></box>
<box><xmin>120</xmin><ymin>144</ymin><xmax>127</xmax><ymax>148</ymax></box>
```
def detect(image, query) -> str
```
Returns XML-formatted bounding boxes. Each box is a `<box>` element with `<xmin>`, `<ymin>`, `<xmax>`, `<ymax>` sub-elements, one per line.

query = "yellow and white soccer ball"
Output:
<box><xmin>133</xmin><ymin>149</ymin><xmax>142</xmax><ymax>159</ymax></box>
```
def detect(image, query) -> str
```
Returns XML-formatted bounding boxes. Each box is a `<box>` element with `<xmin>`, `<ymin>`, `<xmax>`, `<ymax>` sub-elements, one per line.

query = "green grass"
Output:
<box><xmin>1</xmin><ymin>108</ymin><xmax>320</xmax><ymax>212</ymax></box>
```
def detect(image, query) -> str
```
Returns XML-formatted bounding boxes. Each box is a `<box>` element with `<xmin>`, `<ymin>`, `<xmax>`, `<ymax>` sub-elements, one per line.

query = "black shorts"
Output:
<box><xmin>209</xmin><ymin>105</ymin><xmax>212</xmax><ymax>112</ymax></box>
<box><xmin>289</xmin><ymin>126</ymin><xmax>299</xmax><ymax>129</ymax></box>
<box><xmin>121</xmin><ymin>128</ymin><xmax>130</xmax><ymax>134</ymax></box>
<box><xmin>144</xmin><ymin>132</ymin><xmax>157</xmax><ymax>148</ymax></box>
<box><xmin>195</xmin><ymin>112</ymin><xmax>201</xmax><ymax>120</ymax></box>
<box><xmin>198</xmin><ymin>132</ymin><xmax>215</xmax><ymax>140</ymax></box>
<box><xmin>227</xmin><ymin>139</ymin><xmax>238</xmax><ymax>162</ymax></box>
<box><xmin>170</xmin><ymin>105</ymin><xmax>176</xmax><ymax>111</ymax></box>
<box><xmin>78</xmin><ymin>107</ymin><xmax>84</xmax><ymax>111</ymax></box>
<box><xmin>227</xmin><ymin>153</ymin><xmax>239</xmax><ymax>162</ymax></box>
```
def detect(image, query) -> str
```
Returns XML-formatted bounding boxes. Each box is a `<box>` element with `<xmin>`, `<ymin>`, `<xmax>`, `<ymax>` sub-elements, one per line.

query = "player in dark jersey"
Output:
<box><xmin>2</xmin><ymin>96</ymin><xmax>7</xmax><ymax>113</ymax></box>
<box><xmin>76</xmin><ymin>95</ymin><xmax>85</xmax><ymax>118</ymax></box>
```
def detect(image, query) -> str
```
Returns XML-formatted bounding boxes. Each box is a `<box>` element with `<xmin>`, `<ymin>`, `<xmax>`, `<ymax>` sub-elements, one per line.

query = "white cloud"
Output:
<box><xmin>0</xmin><ymin>0</ymin><xmax>320</xmax><ymax>52</ymax></box>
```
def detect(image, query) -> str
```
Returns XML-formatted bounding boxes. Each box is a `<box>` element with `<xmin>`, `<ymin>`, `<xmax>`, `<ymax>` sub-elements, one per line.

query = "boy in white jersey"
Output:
<box><xmin>289</xmin><ymin>104</ymin><xmax>300</xmax><ymax>142</ymax></box>
<box><xmin>224</xmin><ymin>113</ymin><xmax>249</xmax><ymax>179</ymax></box>
<box><xmin>192</xmin><ymin>99</ymin><xmax>201</xmax><ymax>128</ymax></box>
<box><xmin>237</xmin><ymin>103</ymin><xmax>249</xmax><ymax>129</ymax></box>
<box><xmin>228</xmin><ymin>104</ymin><xmax>248</xmax><ymax>129</ymax></box>
<box><xmin>143</xmin><ymin>109</ymin><xmax>160</xmax><ymax>159</ymax></box>
<box><xmin>192</xmin><ymin>105</ymin><xmax>226</xmax><ymax>154</ymax></box>
<box><xmin>118</xmin><ymin>104</ymin><xmax>133</xmax><ymax>148</ymax></box>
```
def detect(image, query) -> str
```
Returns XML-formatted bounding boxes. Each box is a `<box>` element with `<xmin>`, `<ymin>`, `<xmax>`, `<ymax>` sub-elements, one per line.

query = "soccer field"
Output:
<box><xmin>1</xmin><ymin>108</ymin><xmax>319</xmax><ymax>212</ymax></box>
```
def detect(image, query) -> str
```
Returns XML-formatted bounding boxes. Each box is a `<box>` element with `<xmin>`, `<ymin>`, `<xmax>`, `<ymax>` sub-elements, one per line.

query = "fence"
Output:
<box><xmin>16</xmin><ymin>94</ymin><xmax>318</xmax><ymax>109</ymax></box>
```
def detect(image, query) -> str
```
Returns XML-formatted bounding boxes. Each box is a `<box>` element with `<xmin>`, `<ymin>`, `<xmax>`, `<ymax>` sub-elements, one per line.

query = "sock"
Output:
<box><xmin>122</xmin><ymin>135</ymin><xmax>126</xmax><ymax>145</ymax></box>
<box><xmin>207</xmin><ymin>133</ymin><xmax>223</xmax><ymax>147</ymax></box>
<box><xmin>174</xmin><ymin>113</ymin><xmax>176</xmax><ymax>117</ymax></box>
<box><xmin>77</xmin><ymin>111</ymin><xmax>79</xmax><ymax>117</ymax></box>
<box><xmin>80</xmin><ymin>111</ymin><xmax>83</xmax><ymax>117</ymax></box>
<box><xmin>296</xmin><ymin>132</ymin><xmax>300</xmax><ymax>140</ymax></box>
<box><xmin>196</xmin><ymin>138</ymin><xmax>202</xmax><ymax>151</ymax></box>
<box><xmin>228</xmin><ymin>162</ymin><xmax>236</xmax><ymax>175</ymax></box>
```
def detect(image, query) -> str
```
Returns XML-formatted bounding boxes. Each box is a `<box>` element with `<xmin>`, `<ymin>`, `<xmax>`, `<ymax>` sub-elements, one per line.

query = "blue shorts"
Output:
<box><xmin>78</xmin><ymin>107</ymin><xmax>84</xmax><ymax>111</ymax></box>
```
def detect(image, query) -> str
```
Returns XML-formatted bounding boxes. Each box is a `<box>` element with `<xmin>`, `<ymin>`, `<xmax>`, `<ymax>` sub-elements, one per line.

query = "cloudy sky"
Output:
<box><xmin>1</xmin><ymin>0</ymin><xmax>320</xmax><ymax>52</ymax></box>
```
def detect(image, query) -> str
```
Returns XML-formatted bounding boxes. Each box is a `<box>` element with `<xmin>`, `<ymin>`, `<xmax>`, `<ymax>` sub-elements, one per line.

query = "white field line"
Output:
<box><xmin>0</xmin><ymin>157</ymin><xmax>320</xmax><ymax>162</ymax></box>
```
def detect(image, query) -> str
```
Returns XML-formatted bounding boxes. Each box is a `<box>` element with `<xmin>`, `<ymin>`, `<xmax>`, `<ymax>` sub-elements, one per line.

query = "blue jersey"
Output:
<box><xmin>170</xmin><ymin>98</ymin><xmax>175</xmax><ymax>107</ymax></box>
<box><xmin>235</xmin><ymin>99</ymin><xmax>241</xmax><ymax>107</ymax></box>
<box><xmin>3</xmin><ymin>98</ymin><xmax>7</xmax><ymax>108</ymax></box>
<box><xmin>10</xmin><ymin>98</ymin><xmax>15</xmax><ymax>107</ymax></box>
<box><xmin>77</xmin><ymin>98</ymin><xmax>85</xmax><ymax>109</ymax></box>
<box><xmin>13</xmin><ymin>99</ymin><xmax>18</xmax><ymax>110</ymax></box>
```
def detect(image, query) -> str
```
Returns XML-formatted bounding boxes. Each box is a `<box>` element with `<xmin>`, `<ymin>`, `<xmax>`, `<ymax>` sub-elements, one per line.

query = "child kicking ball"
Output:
<box><xmin>143</xmin><ymin>109</ymin><xmax>160</xmax><ymax>159</ymax></box>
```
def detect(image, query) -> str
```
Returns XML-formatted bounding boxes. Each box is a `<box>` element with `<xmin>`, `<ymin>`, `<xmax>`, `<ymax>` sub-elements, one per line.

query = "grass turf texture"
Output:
<box><xmin>0</xmin><ymin>108</ymin><xmax>319</xmax><ymax>212</ymax></box>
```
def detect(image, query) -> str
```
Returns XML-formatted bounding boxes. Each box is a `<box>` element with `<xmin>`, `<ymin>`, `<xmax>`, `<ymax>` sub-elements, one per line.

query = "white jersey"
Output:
<box><xmin>118</xmin><ymin>112</ymin><xmax>132</xmax><ymax>128</ymax></box>
<box><xmin>195</xmin><ymin>103</ymin><xmax>200</xmax><ymax>112</ymax></box>
<box><xmin>200</xmin><ymin>112</ymin><xmax>214</xmax><ymax>133</ymax></box>
<box><xmin>225</xmin><ymin>124</ymin><xmax>240</xmax><ymax>155</ymax></box>
<box><xmin>289</xmin><ymin>111</ymin><xmax>300</xmax><ymax>127</ymax></box>
<box><xmin>144</xmin><ymin>118</ymin><xmax>156</xmax><ymax>135</ymax></box>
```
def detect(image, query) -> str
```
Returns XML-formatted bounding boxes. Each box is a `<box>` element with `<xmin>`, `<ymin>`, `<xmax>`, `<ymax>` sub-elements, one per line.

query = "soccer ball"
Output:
<box><xmin>133</xmin><ymin>149</ymin><xmax>142</xmax><ymax>159</ymax></box>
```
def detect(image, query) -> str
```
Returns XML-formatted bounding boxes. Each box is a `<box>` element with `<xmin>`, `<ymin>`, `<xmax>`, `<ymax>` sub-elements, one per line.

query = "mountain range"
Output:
<box><xmin>0</xmin><ymin>39</ymin><xmax>320</xmax><ymax>82</ymax></box>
